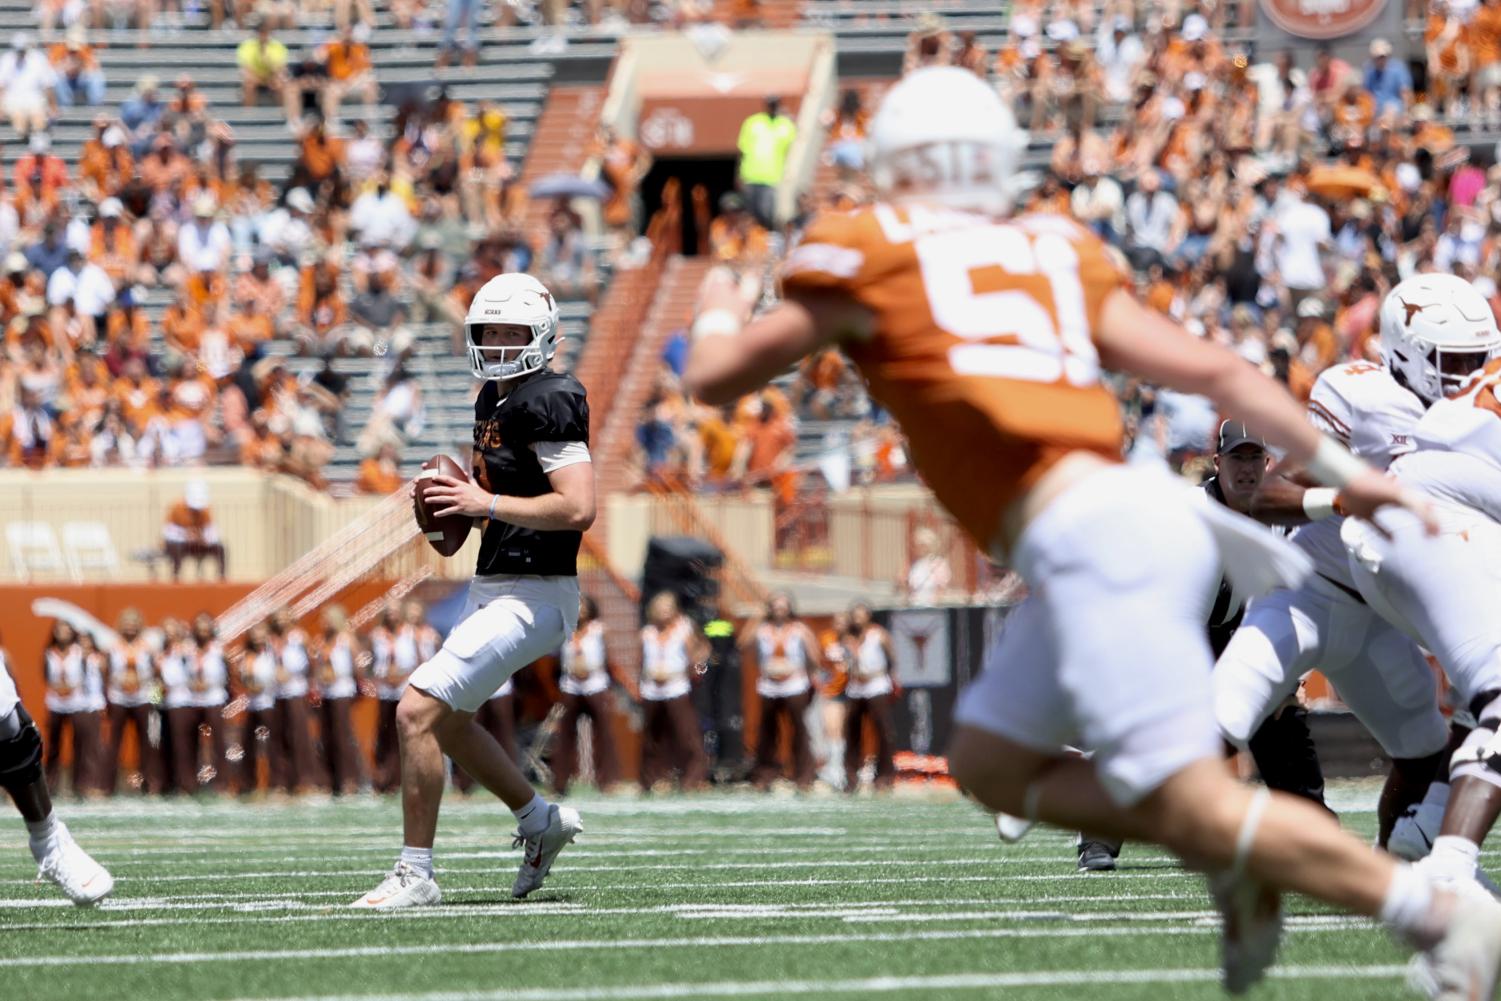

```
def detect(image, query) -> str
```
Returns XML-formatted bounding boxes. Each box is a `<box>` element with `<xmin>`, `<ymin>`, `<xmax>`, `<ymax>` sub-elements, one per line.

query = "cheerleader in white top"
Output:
<box><xmin>268</xmin><ymin>609</ymin><xmax>316</xmax><ymax>793</ymax></box>
<box><xmin>740</xmin><ymin>593</ymin><xmax>819</xmax><ymax>790</ymax></box>
<box><xmin>42</xmin><ymin>621</ymin><xmax>101</xmax><ymax>796</ymax></box>
<box><xmin>844</xmin><ymin>603</ymin><xmax>897</xmax><ymax>792</ymax></box>
<box><xmin>638</xmin><ymin>592</ymin><xmax>709</xmax><ymax>791</ymax></box>
<box><xmin>553</xmin><ymin>595</ymin><xmax>620</xmax><ymax>793</ymax></box>
<box><xmin>104</xmin><ymin>608</ymin><xmax>163</xmax><ymax>795</ymax></box>
<box><xmin>237</xmin><ymin>623</ymin><xmax>280</xmax><ymax>795</ymax></box>
<box><xmin>315</xmin><ymin>606</ymin><xmax>365</xmax><ymax>795</ymax></box>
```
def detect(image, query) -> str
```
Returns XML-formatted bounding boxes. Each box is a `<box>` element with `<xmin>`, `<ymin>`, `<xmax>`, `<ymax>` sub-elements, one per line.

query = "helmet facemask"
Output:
<box><xmin>466</xmin><ymin>320</ymin><xmax>554</xmax><ymax>382</ymax></box>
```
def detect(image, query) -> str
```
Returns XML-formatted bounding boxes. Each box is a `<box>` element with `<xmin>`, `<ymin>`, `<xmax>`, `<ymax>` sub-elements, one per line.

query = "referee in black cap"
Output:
<box><xmin>1076</xmin><ymin>421</ymin><xmax>1328</xmax><ymax>871</ymax></box>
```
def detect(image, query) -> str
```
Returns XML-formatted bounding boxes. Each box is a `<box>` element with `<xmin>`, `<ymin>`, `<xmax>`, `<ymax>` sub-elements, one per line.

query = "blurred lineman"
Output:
<box><xmin>683</xmin><ymin>67</ymin><xmax>1497</xmax><ymax>997</ymax></box>
<box><xmin>352</xmin><ymin>274</ymin><xmax>593</xmax><ymax>909</ymax></box>
<box><xmin>1212</xmin><ymin>275</ymin><xmax>1501</xmax><ymax>861</ymax></box>
<box><xmin>0</xmin><ymin>635</ymin><xmax>112</xmax><ymax>904</ymax></box>
<box><xmin>1073</xmin><ymin>421</ymin><xmax>1328</xmax><ymax>873</ymax></box>
<box><xmin>1340</xmin><ymin>281</ymin><xmax>1501</xmax><ymax>904</ymax></box>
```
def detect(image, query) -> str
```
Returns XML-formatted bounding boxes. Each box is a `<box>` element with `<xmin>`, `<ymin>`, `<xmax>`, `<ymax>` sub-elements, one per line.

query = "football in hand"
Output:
<box><xmin>414</xmin><ymin>455</ymin><xmax>473</xmax><ymax>557</ymax></box>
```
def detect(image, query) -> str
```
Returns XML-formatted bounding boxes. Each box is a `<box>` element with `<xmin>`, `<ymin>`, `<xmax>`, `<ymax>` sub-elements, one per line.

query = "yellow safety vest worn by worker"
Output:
<box><xmin>737</xmin><ymin>112</ymin><xmax>797</xmax><ymax>186</ymax></box>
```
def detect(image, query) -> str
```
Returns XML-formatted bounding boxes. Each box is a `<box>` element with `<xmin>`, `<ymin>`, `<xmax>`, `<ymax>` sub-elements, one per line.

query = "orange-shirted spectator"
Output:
<box><xmin>63</xmin><ymin>353</ymin><xmax>111</xmax><ymax>429</ymax></box>
<box><xmin>903</xmin><ymin>14</ymin><xmax>953</xmax><ymax>75</ymax></box>
<box><xmin>597</xmin><ymin>124</ymin><xmax>652</xmax><ymax>235</ymax></box>
<box><xmin>139</xmin><ymin>135</ymin><xmax>192</xmax><ymax>196</ymax></box>
<box><xmin>800</xmin><ymin>349</ymin><xmax>847</xmax><ymax>419</ymax></box>
<box><xmin>821</xmin><ymin>89</ymin><xmax>868</xmax><ymax>177</ymax></box>
<box><xmin>50</xmin><ymin>33</ymin><xmax>104</xmax><ymax>108</ymax></box>
<box><xmin>953</xmin><ymin>30</ymin><xmax>988</xmax><ymax>75</ymax></box>
<box><xmin>320</xmin><ymin>25</ymin><xmax>377</xmax><ymax>122</ymax></box>
<box><xmin>78</xmin><ymin>118</ymin><xmax>133</xmax><ymax>201</ymax></box>
<box><xmin>1476</xmin><ymin>0</ymin><xmax>1501</xmax><ymax>121</ymax></box>
<box><xmin>233</xmin><ymin>252</ymin><xmax>287</xmax><ymax>320</ymax></box>
<box><xmin>48</xmin><ymin>421</ymin><xmax>93</xmax><ymax>467</ymax></box>
<box><xmin>162</xmin><ymin>481</ymin><xmax>227</xmax><ymax>582</ymax></box>
<box><xmin>743</xmin><ymin>399</ymin><xmax>795</xmax><ymax>485</ymax></box>
<box><xmin>296</xmin><ymin>265</ymin><xmax>348</xmax><ymax>354</ymax></box>
<box><xmin>697</xmin><ymin>406</ymin><xmax>740</xmax><ymax>485</ymax></box>
<box><xmin>356</xmin><ymin>443</ymin><xmax>404</xmax><ymax>494</ymax></box>
<box><xmin>105</xmin><ymin>293</ymin><xmax>152</xmax><ymax>360</ymax></box>
<box><xmin>296</xmin><ymin>120</ymin><xmax>346</xmax><ymax>187</ymax></box>
<box><xmin>13</xmin><ymin>133</ymin><xmax>69</xmax><ymax>218</ymax></box>
<box><xmin>1427</xmin><ymin>3</ymin><xmax>1472</xmax><ymax>116</ymax></box>
<box><xmin>168</xmin><ymin>73</ymin><xmax>208</xmax><ymax>117</ymax></box>
<box><xmin>162</xmin><ymin>293</ymin><xmax>204</xmax><ymax>357</ymax></box>
<box><xmin>0</xmin><ymin>387</ymin><xmax>55</xmax><ymax>467</ymax></box>
<box><xmin>114</xmin><ymin>357</ymin><xmax>160</xmax><ymax>433</ymax></box>
<box><xmin>89</xmin><ymin>198</ymin><xmax>138</xmax><ymax>285</ymax></box>
<box><xmin>227</xmin><ymin>297</ymin><xmax>274</xmax><ymax>353</ymax></box>
<box><xmin>708</xmin><ymin>193</ymin><xmax>770</xmax><ymax>265</ymax></box>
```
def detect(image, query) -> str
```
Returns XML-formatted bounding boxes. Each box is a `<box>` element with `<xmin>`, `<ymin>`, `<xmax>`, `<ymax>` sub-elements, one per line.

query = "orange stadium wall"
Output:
<box><xmin>0</xmin><ymin>581</ymin><xmax>395</xmax><ymax>770</ymax></box>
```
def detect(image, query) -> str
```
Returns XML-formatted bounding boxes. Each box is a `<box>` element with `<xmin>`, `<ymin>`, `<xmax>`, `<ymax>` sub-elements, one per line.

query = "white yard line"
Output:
<box><xmin>0</xmin><ymin>894</ymin><xmax>1244</xmax><ymax>928</ymax></box>
<box><xmin>0</xmin><ymin>923</ymin><xmax>1389</xmax><ymax>968</ymax></box>
<box><xmin>215</xmin><ymin>965</ymin><xmax>1410</xmax><ymax>1001</ymax></box>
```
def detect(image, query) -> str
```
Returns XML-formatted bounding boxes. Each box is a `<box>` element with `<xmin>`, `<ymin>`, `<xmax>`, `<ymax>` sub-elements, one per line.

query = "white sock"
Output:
<box><xmin>1380</xmin><ymin>861</ymin><xmax>1444</xmax><ymax>947</ymax></box>
<box><xmin>26</xmin><ymin>814</ymin><xmax>61</xmax><ymax>863</ymax></box>
<box><xmin>399</xmin><ymin>845</ymin><xmax>434</xmax><ymax>878</ymax></box>
<box><xmin>514</xmin><ymin>792</ymin><xmax>551</xmax><ymax>838</ymax></box>
<box><xmin>1427</xmin><ymin>835</ymin><xmax>1481</xmax><ymax>883</ymax></box>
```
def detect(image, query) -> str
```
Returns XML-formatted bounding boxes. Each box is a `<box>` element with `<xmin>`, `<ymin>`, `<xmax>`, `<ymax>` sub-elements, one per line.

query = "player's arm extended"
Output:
<box><xmin>682</xmin><ymin>271</ymin><xmax>868</xmax><ymax>404</ymax></box>
<box><xmin>1095</xmin><ymin>289</ymin><xmax>1433</xmax><ymax>529</ymax></box>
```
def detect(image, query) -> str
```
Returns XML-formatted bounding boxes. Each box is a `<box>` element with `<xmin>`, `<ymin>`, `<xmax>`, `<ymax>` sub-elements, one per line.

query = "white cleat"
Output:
<box><xmin>36</xmin><ymin>825</ymin><xmax>112</xmax><ymax>906</ymax></box>
<box><xmin>349</xmin><ymin>861</ymin><xmax>441</xmax><ymax>910</ymax></box>
<box><xmin>1409</xmin><ymin>891</ymin><xmax>1501</xmax><ymax>1000</ymax></box>
<box><xmin>995</xmin><ymin>812</ymin><xmax>1035</xmax><ymax>844</ymax></box>
<box><xmin>1209</xmin><ymin>869</ymin><xmax>1283</xmax><ymax>996</ymax></box>
<box><xmin>512</xmin><ymin>804</ymin><xmax>582</xmax><ymax>899</ymax></box>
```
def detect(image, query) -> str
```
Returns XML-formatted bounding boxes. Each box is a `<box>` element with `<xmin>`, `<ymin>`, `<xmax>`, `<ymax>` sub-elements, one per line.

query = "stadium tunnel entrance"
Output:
<box><xmin>639</xmin><ymin>156</ymin><xmax>740</xmax><ymax>257</ymax></box>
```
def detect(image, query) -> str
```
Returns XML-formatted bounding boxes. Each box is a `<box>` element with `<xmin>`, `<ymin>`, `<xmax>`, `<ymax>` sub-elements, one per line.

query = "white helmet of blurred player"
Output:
<box><xmin>464</xmin><ymin>273</ymin><xmax>560</xmax><ymax>381</ymax></box>
<box><xmin>1379</xmin><ymin>272</ymin><xmax>1501</xmax><ymax>403</ymax></box>
<box><xmin>867</xmin><ymin>67</ymin><xmax>1027</xmax><ymax>215</ymax></box>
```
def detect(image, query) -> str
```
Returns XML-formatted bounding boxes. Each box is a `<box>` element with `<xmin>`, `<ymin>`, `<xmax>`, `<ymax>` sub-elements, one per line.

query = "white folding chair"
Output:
<box><xmin>6</xmin><ymin>521</ymin><xmax>68</xmax><ymax>581</ymax></box>
<box><xmin>62</xmin><ymin>521</ymin><xmax>119</xmax><ymax>580</ymax></box>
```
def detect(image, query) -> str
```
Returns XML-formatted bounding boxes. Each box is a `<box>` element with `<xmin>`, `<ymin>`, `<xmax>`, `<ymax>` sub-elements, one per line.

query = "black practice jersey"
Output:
<box><xmin>471</xmin><ymin>371</ymin><xmax>590</xmax><ymax>577</ymax></box>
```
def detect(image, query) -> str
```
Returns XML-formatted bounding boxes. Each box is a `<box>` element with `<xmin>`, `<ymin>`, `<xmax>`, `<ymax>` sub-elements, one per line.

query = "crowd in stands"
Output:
<box><xmin>638</xmin><ymin>2</ymin><xmax>1501</xmax><ymax>500</ymax></box>
<box><xmin>13</xmin><ymin>586</ymin><xmax>904</xmax><ymax>797</ymax></box>
<box><xmin>0</xmin><ymin>0</ymin><xmax>672</xmax><ymax>487</ymax></box>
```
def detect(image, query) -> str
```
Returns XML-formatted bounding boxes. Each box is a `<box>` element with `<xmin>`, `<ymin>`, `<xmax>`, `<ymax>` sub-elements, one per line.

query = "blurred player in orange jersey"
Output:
<box><xmin>683</xmin><ymin>67</ymin><xmax>1495</xmax><ymax>996</ymax></box>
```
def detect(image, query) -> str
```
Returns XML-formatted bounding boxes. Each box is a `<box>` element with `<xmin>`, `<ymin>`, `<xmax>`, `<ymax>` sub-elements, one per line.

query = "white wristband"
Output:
<box><xmin>1305</xmin><ymin>437</ymin><xmax>1369</xmax><ymax>489</ymax></box>
<box><xmin>1301</xmin><ymin>487</ymin><xmax>1339</xmax><ymax>521</ymax></box>
<box><xmin>691</xmin><ymin>308</ymin><xmax>742</xmax><ymax>342</ymax></box>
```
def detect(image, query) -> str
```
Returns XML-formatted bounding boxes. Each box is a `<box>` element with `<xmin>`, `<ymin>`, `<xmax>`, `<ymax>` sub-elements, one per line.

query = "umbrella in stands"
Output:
<box><xmin>529</xmin><ymin>173</ymin><xmax>612</xmax><ymax>200</ymax></box>
<box><xmin>1306</xmin><ymin>164</ymin><xmax>1383</xmax><ymax>200</ymax></box>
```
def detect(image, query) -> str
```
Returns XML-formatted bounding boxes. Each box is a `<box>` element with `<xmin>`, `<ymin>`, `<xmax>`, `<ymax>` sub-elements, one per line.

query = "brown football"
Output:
<box><xmin>414</xmin><ymin>455</ymin><xmax>474</xmax><ymax>557</ymax></box>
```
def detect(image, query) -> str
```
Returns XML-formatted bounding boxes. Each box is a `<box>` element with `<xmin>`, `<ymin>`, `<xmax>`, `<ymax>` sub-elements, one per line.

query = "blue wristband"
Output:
<box><xmin>488</xmin><ymin>494</ymin><xmax>498</xmax><ymax>520</ymax></box>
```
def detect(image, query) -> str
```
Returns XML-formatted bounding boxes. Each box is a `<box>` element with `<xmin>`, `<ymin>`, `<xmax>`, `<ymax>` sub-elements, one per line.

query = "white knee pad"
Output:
<box><xmin>1451</xmin><ymin>702</ymin><xmax>1501</xmax><ymax>791</ymax></box>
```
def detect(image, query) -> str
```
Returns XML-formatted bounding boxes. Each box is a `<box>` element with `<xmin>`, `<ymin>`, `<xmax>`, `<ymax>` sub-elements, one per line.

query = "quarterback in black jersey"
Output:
<box><xmin>352</xmin><ymin>274</ymin><xmax>593</xmax><ymax>911</ymax></box>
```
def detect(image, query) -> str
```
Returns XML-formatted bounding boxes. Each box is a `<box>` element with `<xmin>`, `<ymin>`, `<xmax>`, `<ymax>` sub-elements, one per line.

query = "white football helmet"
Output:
<box><xmin>464</xmin><ymin>273</ymin><xmax>560</xmax><ymax>381</ymax></box>
<box><xmin>867</xmin><ymin>67</ymin><xmax>1028</xmax><ymax>215</ymax></box>
<box><xmin>1379</xmin><ymin>273</ymin><xmax>1501</xmax><ymax>403</ymax></box>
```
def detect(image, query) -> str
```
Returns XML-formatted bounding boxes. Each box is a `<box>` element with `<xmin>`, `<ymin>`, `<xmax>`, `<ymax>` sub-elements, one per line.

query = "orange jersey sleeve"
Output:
<box><xmin>781</xmin><ymin>204</ymin><xmax>1125</xmax><ymax>552</ymax></box>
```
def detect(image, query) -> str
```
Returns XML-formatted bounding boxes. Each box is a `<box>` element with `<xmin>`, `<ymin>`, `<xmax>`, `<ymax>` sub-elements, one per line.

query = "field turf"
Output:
<box><xmin>0</xmin><ymin>782</ymin><xmax>1437</xmax><ymax>1000</ymax></box>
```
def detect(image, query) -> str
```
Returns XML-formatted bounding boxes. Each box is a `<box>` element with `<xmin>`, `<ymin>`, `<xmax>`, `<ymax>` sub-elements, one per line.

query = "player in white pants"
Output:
<box><xmin>0</xmin><ymin>644</ymin><xmax>112</xmax><ymax>905</ymax></box>
<box><xmin>351</xmin><ymin>274</ymin><xmax>591</xmax><ymax>910</ymax></box>
<box><xmin>685</xmin><ymin>67</ymin><xmax>1500</xmax><ymax>1000</ymax></box>
<box><xmin>1341</xmin><ymin>277</ymin><xmax>1501</xmax><ymax>897</ymax></box>
<box><xmin>1211</xmin><ymin>278</ymin><xmax>1489</xmax><ymax>854</ymax></box>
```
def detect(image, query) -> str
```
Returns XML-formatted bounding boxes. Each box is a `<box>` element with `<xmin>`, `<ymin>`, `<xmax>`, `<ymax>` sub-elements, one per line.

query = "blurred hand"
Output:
<box><xmin>1337</xmin><ymin>468</ymin><xmax>1438</xmax><ymax>537</ymax></box>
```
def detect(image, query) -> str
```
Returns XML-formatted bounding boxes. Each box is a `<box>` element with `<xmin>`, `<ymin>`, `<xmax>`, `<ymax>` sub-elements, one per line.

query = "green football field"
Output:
<box><xmin>0</xmin><ymin>782</ymin><xmax>1444</xmax><ymax>1000</ymax></box>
